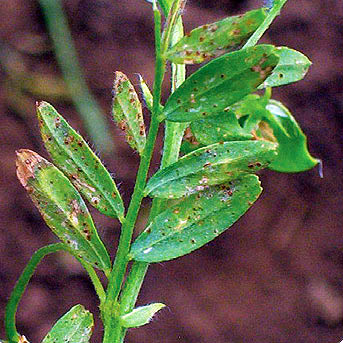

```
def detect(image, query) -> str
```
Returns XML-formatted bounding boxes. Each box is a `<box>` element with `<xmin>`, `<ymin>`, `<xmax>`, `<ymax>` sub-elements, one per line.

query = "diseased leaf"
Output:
<box><xmin>190</xmin><ymin>110</ymin><xmax>252</xmax><ymax>145</ymax></box>
<box><xmin>131</xmin><ymin>175</ymin><xmax>262</xmax><ymax>262</ymax></box>
<box><xmin>145</xmin><ymin>140</ymin><xmax>278</xmax><ymax>198</ymax></box>
<box><xmin>259</xmin><ymin>47</ymin><xmax>312</xmax><ymax>88</ymax></box>
<box><xmin>16</xmin><ymin>150</ymin><xmax>111</xmax><ymax>272</ymax></box>
<box><xmin>37</xmin><ymin>101</ymin><xmax>124</xmax><ymax>222</ymax></box>
<box><xmin>112</xmin><ymin>71</ymin><xmax>146</xmax><ymax>155</ymax></box>
<box><xmin>265</xmin><ymin>100</ymin><xmax>319</xmax><ymax>172</ymax></box>
<box><xmin>120</xmin><ymin>303</ymin><xmax>166</xmax><ymax>328</ymax></box>
<box><xmin>166</xmin><ymin>8</ymin><xmax>268</xmax><ymax>64</ymax></box>
<box><xmin>161</xmin><ymin>45</ymin><xmax>279</xmax><ymax>122</ymax></box>
<box><xmin>42</xmin><ymin>305</ymin><xmax>93</xmax><ymax>343</ymax></box>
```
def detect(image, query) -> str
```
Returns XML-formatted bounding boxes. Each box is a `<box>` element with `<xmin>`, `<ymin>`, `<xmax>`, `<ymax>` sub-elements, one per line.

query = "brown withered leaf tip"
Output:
<box><xmin>15</xmin><ymin>149</ymin><xmax>44</xmax><ymax>188</ymax></box>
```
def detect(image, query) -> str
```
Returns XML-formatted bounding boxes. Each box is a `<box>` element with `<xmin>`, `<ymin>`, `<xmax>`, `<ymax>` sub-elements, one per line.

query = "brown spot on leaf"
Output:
<box><xmin>16</xmin><ymin>149</ymin><xmax>45</xmax><ymax>188</ymax></box>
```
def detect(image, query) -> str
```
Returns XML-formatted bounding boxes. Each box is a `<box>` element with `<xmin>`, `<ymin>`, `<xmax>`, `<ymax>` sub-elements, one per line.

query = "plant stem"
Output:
<box><xmin>114</xmin><ymin>11</ymin><xmax>187</xmax><ymax>343</ymax></box>
<box><xmin>102</xmin><ymin>3</ymin><xmax>164</xmax><ymax>342</ymax></box>
<box><xmin>243</xmin><ymin>0</ymin><xmax>289</xmax><ymax>48</ymax></box>
<box><xmin>5</xmin><ymin>243</ymin><xmax>105</xmax><ymax>343</ymax></box>
<box><xmin>39</xmin><ymin>0</ymin><xmax>113</xmax><ymax>154</ymax></box>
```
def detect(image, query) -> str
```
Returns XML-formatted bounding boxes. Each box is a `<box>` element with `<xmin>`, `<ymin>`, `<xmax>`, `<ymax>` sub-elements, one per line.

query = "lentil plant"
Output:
<box><xmin>4</xmin><ymin>0</ymin><xmax>319</xmax><ymax>342</ymax></box>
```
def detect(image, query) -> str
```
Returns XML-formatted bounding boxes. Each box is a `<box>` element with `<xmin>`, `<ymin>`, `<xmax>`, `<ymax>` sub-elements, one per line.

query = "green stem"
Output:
<box><xmin>243</xmin><ymin>0</ymin><xmax>289</xmax><ymax>48</ymax></box>
<box><xmin>39</xmin><ymin>0</ymin><xmax>113</xmax><ymax>154</ymax></box>
<box><xmin>114</xmin><ymin>11</ymin><xmax>187</xmax><ymax>343</ymax></box>
<box><xmin>102</xmin><ymin>3</ymin><xmax>164</xmax><ymax>342</ymax></box>
<box><xmin>5</xmin><ymin>243</ymin><xmax>105</xmax><ymax>343</ymax></box>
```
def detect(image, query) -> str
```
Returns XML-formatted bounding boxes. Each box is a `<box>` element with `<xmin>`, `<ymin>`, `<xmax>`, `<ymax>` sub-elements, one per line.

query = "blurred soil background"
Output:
<box><xmin>1</xmin><ymin>0</ymin><xmax>343</xmax><ymax>342</ymax></box>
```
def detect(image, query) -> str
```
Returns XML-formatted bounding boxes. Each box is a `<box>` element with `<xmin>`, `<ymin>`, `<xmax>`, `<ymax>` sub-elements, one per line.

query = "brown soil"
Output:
<box><xmin>1</xmin><ymin>1</ymin><xmax>343</xmax><ymax>342</ymax></box>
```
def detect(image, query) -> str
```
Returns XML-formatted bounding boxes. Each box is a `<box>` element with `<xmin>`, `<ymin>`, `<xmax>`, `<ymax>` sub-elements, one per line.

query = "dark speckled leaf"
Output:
<box><xmin>165</xmin><ymin>8</ymin><xmax>268</xmax><ymax>64</ymax></box>
<box><xmin>16</xmin><ymin>150</ymin><xmax>111</xmax><ymax>272</ymax></box>
<box><xmin>131</xmin><ymin>174</ymin><xmax>262</xmax><ymax>262</ymax></box>
<box><xmin>145</xmin><ymin>140</ymin><xmax>278</xmax><ymax>199</ymax></box>
<box><xmin>37</xmin><ymin>101</ymin><xmax>124</xmax><ymax>222</ymax></box>
<box><xmin>161</xmin><ymin>45</ymin><xmax>279</xmax><ymax>122</ymax></box>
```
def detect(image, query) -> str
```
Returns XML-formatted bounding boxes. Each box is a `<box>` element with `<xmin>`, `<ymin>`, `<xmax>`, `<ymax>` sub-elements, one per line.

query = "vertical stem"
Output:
<box><xmin>102</xmin><ymin>3</ymin><xmax>164</xmax><ymax>342</ymax></box>
<box><xmin>114</xmin><ymin>11</ymin><xmax>187</xmax><ymax>343</ymax></box>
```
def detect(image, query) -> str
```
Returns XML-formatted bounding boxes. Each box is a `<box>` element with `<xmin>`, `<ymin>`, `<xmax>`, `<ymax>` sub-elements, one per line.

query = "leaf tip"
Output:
<box><xmin>15</xmin><ymin>149</ymin><xmax>44</xmax><ymax>188</ymax></box>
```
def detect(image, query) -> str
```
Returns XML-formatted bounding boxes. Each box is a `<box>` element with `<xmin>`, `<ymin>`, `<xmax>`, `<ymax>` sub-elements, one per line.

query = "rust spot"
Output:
<box><xmin>173</xmin><ymin>208</ymin><xmax>180</xmax><ymax>214</ymax></box>
<box><xmin>199</xmin><ymin>36</ymin><xmax>205</xmax><ymax>42</ymax></box>
<box><xmin>83</xmin><ymin>228</ymin><xmax>91</xmax><ymax>241</ymax></box>
<box><xmin>203</xmin><ymin>162</ymin><xmax>212</xmax><ymax>168</ymax></box>
<box><xmin>139</xmin><ymin>123</ymin><xmax>145</xmax><ymax>136</ymax></box>
<box><xmin>119</xmin><ymin>120</ymin><xmax>127</xmax><ymax>131</ymax></box>
<box><xmin>78</xmin><ymin>141</ymin><xmax>83</xmax><ymax>147</ymax></box>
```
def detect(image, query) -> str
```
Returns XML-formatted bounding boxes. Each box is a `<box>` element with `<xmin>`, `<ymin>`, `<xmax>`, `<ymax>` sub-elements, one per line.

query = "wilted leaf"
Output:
<box><xmin>131</xmin><ymin>174</ymin><xmax>262</xmax><ymax>262</ymax></box>
<box><xmin>16</xmin><ymin>150</ymin><xmax>111</xmax><ymax>272</ymax></box>
<box><xmin>259</xmin><ymin>47</ymin><xmax>312</xmax><ymax>88</ymax></box>
<box><xmin>145</xmin><ymin>140</ymin><xmax>278</xmax><ymax>198</ymax></box>
<box><xmin>161</xmin><ymin>45</ymin><xmax>279</xmax><ymax>122</ymax></box>
<box><xmin>120</xmin><ymin>303</ymin><xmax>166</xmax><ymax>328</ymax></box>
<box><xmin>166</xmin><ymin>8</ymin><xmax>268</xmax><ymax>64</ymax></box>
<box><xmin>42</xmin><ymin>305</ymin><xmax>93</xmax><ymax>343</ymax></box>
<box><xmin>37</xmin><ymin>101</ymin><xmax>124</xmax><ymax>222</ymax></box>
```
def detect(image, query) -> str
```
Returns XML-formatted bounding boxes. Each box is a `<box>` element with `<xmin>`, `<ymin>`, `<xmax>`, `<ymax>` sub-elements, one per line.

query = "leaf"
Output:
<box><xmin>131</xmin><ymin>174</ymin><xmax>262</xmax><ymax>262</ymax></box>
<box><xmin>165</xmin><ymin>8</ymin><xmax>268</xmax><ymax>64</ymax></box>
<box><xmin>37</xmin><ymin>101</ymin><xmax>124</xmax><ymax>222</ymax></box>
<box><xmin>259</xmin><ymin>47</ymin><xmax>312</xmax><ymax>88</ymax></box>
<box><xmin>112</xmin><ymin>71</ymin><xmax>146</xmax><ymax>155</ymax></box>
<box><xmin>16</xmin><ymin>150</ymin><xmax>111</xmax><ymax>272</ymax></box>
<box><xmin>161</xmin><ymin>45</ymin><xmax>279</xmax><ymax>122</ymax></box>
<box><xmin>42</xmin><ymin>305</ymin><xmax>93</xmax><ymax>343</ymax></box>
<box><xmin>190</xmin><ymin>110</ymin><xmax>252</xmax><ymax>145</ymax></box>
<box><xmin>145</xmin><ymin>140</ymin><xmax>278</xmax><ymax>199</ymax></box>
<box><xmin>138</xmin><ymin>74</ymin><xmax>153</xmax><ymax>111</ymax></box>
<box><xmin>120</xmin><ymin>303</ymin><xmax>166</xmax><ymax>328</ymax></box>
<box><xmin>265</xmin><ymin>100</ymin><xmax>319</xmax><ymax>172</ymax></box>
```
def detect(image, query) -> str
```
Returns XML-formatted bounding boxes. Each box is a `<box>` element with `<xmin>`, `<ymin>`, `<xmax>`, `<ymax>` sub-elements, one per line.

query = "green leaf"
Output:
<box><xmin>165</xmin><ymin>8</ymin><xmax>268</xmax><ymax>64</ymax></box>
<box><xmin>16</xmin><ymin>150</ymin><xmax>111</xmax><ymax>272</ymax></box>
<box><xmin>265</xmin><ymin>100</ymin><xmax>319</xmax><ymax>172</ymax></box>
<box><xmin>138</xmin><ymin>74</ymin><xmax>153</xmax><ymax>112</ymax></box>
<box><xmin>259</xmin><ymin>47</ymin><xmax>312</xmax><ymax>88</ymax></box>
<box><xmin>120</xmin><ymin>303</ymin><xmax>166</xmax><ymax>328</ymax></box>
<box><xmin>161</xmin><ymin>45</ymin><xmax>279</xmax><ymax>122</ymax></box>
<box><xmin>131</xmin><ymin>174</ymin><xmax>262</xmax><ymax>262</ymax></box>
<box><xmin>145</xmin><ymin>140</ymin><xmax>278</xmax><ymax>199</ymax></box>
<box><xmin>42</xmin><ymin>305</ymin><xmax>93</xmax><ymax>343</ymax></box>
<box><xmin>112</xmin><ymin>71</ymin><xmax>146</xmax><ymax>155</ymax></box>
<box><xmin>37</xmin><ymin>101</ymin><xmax>124</xmax><ymax>222</ymax></box>
<box><xmin>190</xmin><ymin>110</ymin><xmax>252</xmax><ymax>145</ymax></box>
